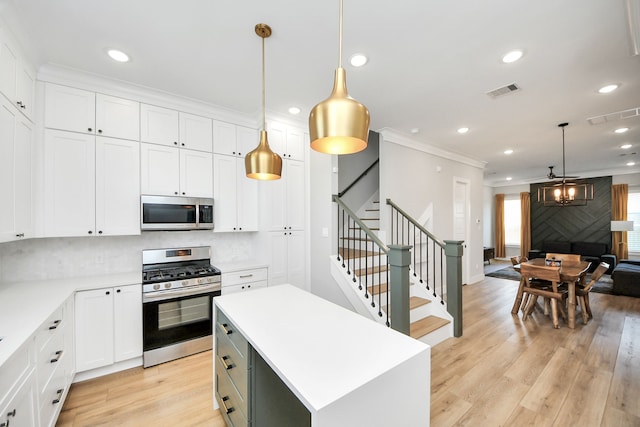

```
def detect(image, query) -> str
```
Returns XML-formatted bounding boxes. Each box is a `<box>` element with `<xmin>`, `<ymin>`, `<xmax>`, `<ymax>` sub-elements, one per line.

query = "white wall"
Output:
<box><xmin>378</xmin><ymin>130</ymin><xmax>486</xmax><ymax>284</ymax></box>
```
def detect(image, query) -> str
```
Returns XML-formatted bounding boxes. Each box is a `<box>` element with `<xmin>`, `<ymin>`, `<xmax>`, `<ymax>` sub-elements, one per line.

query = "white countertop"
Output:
<box><xmin>0</xmin><ymin>272</ymin><xmax>140</xmax><ymax>367</ymax></box>
<box><xmin>214</xmin><ymin>284</ymin><xmax>430</xmax><ymax>413</ymax></box>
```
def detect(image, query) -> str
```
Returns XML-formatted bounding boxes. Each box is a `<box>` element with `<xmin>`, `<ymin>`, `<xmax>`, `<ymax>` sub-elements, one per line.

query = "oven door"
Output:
<box><xmin>143</xmin><ymin>288</ymin><xmax>220</xmax><ymax>366</ymax></box>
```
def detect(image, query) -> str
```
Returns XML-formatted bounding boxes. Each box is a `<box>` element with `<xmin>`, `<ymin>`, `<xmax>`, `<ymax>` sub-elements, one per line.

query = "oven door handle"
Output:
<box><xmin>142</xmin><ymin>284</ymin><xmax>221</xmax><ymax>302</ymax></box>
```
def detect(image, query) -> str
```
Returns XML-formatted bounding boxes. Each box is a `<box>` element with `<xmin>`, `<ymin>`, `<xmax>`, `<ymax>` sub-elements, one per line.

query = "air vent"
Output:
<box><xmin>587</xmin><ymin>107</ymin><xmax>640</xmax><ymax>125</ymax></box>
<box><xmin>486</xmin><ymin>83</ymin><xmax>521</xmax><ymax>98</ymax></box>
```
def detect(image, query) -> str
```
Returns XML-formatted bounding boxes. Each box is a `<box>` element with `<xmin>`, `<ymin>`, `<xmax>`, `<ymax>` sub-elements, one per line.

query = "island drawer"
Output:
<box><xmin>216</xmin><ymin>334</ymin><xmax>248</xmax><ymax>398</ymax></box>
<box><xmin>215</xmin><ymin>356</ymin><xmax>248</xmax><ymax>426</ymax></box>
<box><xmin>216</xmin><ymin>308</ymin><xmax>248</xmax><ymax>360</ymax></box>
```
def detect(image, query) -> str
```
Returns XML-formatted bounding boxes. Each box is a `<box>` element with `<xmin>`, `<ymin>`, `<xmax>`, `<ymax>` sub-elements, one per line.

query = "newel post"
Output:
<box><xmin>444</xmin><ymin>240</ymin><xmax>464</xmax><ymax>337</ymax></box>
<box><xmin>388</xmin><ymin>244</ymin><xmax>412</xmax><ymax>336</ymax></box>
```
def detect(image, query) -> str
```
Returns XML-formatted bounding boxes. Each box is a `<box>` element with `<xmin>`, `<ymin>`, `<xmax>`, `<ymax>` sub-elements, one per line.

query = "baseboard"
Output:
<box><xmin>73</xmin><ymin>357</ymin><xmax>143</xmax><ymax>383</ymax></box>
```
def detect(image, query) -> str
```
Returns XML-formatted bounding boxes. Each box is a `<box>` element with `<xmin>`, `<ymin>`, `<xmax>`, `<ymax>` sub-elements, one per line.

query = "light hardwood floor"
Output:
<box><xmin>57</xmin><ymin>276</ymin><xmax>640</xmax><ymax>426</ymax></box>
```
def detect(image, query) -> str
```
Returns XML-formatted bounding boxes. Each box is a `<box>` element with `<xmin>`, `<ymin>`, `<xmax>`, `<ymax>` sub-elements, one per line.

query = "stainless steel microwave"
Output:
<box><xmin>141</xmin><ymin>196</ymin><xmax>214</xmax><ymax>231</ymax></box>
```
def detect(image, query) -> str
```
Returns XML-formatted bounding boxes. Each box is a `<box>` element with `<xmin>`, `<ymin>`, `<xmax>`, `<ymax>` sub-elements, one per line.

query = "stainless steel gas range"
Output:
<box><xmin>141</xmin><ymin>246</ymin><xmax>221</xmax><ymax>368</ymax></box>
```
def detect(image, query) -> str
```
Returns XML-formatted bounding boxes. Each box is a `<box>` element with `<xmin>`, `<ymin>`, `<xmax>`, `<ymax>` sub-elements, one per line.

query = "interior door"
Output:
<box><xmin>453</xmin><ymin>178</ymin><xmax>470</xmax><ymax>284</ymax></box>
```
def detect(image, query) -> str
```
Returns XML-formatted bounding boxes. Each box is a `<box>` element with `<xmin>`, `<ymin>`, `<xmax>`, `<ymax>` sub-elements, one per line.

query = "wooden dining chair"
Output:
<box><xmin>520</xmin><ymin>263</ymin><xmax>568</xmax><ymax>328</ymax></box>
<box><xmin>510</xmin><ymin>255</ymin><xmax>528</xmax><ymax>266</ymax></box>
<box><xmin>545</xmin><ymin>253</ymin><xmax>581</xmax><ymax>264</ymax></box>
<box><xmin>566</xmin><ymin>261</ymin><xmax>609</xmax><ymax>324</ymax></box>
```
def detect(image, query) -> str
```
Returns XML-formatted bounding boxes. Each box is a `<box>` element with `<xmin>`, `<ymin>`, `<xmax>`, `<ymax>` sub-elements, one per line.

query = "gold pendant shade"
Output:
<box><xmin>309</xmin><ymin>67</ymin><xmax>370</xmax><ymax>154</ymax></box>
<box><xmin>245</xmin><ymin>23</ymin><xmax>282</xmax><ymax>180</ymax></box>
<box><xmin>245</xmin><ymin>130</ymin><xmax>282</xmax><ymax>180</ymax></box>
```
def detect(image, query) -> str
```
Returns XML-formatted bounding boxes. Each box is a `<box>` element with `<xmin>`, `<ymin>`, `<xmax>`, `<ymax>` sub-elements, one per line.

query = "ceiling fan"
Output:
<box><xmin>547</xmin><ymin>122</ymin><xmax>579</xmax><ymax>181</ymax></box>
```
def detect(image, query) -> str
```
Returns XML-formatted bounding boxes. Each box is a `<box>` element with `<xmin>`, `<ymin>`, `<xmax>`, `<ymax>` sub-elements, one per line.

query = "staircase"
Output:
<box><xmin>332</xmin><ymin>196</ymin><xmax>453</xmax><ymax>346</ymax></box>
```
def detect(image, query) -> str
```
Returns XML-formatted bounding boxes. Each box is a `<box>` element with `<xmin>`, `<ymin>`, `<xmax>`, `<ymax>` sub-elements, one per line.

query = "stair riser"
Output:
<box><xmin>410</xmin><ymin>304</ymin><xmax>434</xmax><ymax>322</ymax></box>
<box><xmin>340</xmin><ymin>240</ymin><xmax>385</xmax><ymax>253</ymax></box>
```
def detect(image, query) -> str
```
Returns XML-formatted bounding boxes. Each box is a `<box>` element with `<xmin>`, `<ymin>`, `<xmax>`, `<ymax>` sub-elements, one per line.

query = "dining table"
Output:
<box><xmin>511</xmin><ymin>258</ymin><xmax>591</xmax><ymax>329</ymax></box>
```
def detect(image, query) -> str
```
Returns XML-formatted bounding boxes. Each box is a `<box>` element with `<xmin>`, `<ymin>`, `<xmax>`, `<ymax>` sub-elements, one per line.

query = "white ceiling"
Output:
<box><xmin>4</xmin><ymin>0</ymin><xmax>640</xmax><ymax>186</ymax></box>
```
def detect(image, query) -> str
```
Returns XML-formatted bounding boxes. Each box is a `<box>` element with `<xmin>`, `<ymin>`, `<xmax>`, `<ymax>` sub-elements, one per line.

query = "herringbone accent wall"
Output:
<box><xmin>530</xmin><ymin>176</ymin><xmax>612</xmax><ymax>250</ymax></box>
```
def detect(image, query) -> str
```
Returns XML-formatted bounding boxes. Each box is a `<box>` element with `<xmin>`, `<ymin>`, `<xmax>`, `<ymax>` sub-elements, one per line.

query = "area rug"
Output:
<box><xmin>485</xmin><ymin>266</ymin><xmax>614</xmax><ymax>294</ymax></box>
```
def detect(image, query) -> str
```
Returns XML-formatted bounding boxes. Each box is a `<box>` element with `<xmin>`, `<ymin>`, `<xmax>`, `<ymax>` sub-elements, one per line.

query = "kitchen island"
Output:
<box><xmin>213</xmin><ymin>284</ymin><xmax>430</xmax><ymax>426</ymax></box>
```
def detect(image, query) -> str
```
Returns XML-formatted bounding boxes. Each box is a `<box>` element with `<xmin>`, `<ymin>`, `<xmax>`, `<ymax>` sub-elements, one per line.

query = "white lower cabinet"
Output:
<box><xmin>75</xmin><ymin>284</ymin><xmax>142</xmax><ymax>373</ymax></box>
<box><xmin>222</xmin><ymin>267</ymin><xmax>268</xmax><ymax>295</ymax></box>
<box><xmin>0</xmin><ymin>370</ymin><xmax>37</xmax><ymax>427</ymax></box>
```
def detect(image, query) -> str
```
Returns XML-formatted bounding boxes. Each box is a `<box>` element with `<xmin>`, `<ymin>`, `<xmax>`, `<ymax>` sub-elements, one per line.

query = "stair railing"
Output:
<box><xmin>333</xmin><ymin>195</ymin><xmax>412</xmax><ymax>334</ymax></box>
<box><xmin>337</xmin><ymin>159</ymin><xmax>379</xmax><ymax>198</ymax></box>
<box><xmin>387</xmin><ymin>199</ymin><xmax>464</xmax><ymax>337</ymax></box>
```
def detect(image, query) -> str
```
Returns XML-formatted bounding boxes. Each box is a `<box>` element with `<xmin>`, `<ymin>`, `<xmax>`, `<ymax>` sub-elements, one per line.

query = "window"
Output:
<box><xmin>628</xmin><ymin>192</ymin><xmax>640</xmax><ymax>253</ymax></box>
<box><xmin>504</xmin><ymin>198</ymin><xmax>521</xmax><ymax>246</ymax></box>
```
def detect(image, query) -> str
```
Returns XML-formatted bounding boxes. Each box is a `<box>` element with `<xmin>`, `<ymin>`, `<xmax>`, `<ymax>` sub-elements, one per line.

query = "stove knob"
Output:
<box><xmin>164</xmin><ymin>283</ymin><xmax>172</xmax><ymax>289</ymax></box>
<box><xmin>153</xmin><ymin>284</ymin><xmax>160</xmax><ymax>291</ymax></box>
<box><xmin>182</xmin><ymin>280</ymin><xmax>189</xmax><ymax>286</ymax></box>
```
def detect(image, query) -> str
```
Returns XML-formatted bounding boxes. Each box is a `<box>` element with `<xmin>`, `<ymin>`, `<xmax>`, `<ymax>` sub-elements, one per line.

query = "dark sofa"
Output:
<box><xmin>528</xmin><ymin>241</ymin><xmax>616</xmax><ymax>274</ymax></box>
<box><xmin>611</xmin><ymin>260</ymin><xmax>640</xmax><ymax>297</ymax></box>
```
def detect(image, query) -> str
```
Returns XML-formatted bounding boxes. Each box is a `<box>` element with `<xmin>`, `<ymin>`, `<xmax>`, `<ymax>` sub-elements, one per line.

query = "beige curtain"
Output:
<box><xmin>495</xmin><ymin>194</ymin><xmax>505</xmax><ymax>258</ymax></box>
<box><xmin>520</xmin><ymin>192</ymin><xmax>531</xmax><ymax>259</ymax></box>
<box><xmin>612</xmin><ymin>184</ymin><xmax>629</xmax><ymax>260</ymax></box>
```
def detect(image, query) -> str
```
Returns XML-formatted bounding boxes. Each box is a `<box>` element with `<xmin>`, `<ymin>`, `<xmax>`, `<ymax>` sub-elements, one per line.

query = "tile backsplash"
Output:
<box><xmin>0</xmin><ymin>231</ymin><xmax>259</xmax><ymax>283</ymax></box>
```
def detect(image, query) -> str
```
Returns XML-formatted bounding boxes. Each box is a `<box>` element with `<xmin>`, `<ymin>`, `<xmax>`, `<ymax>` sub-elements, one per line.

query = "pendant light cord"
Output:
<box><xmin>262</xmin><ymin>35</ymin><xmax>266</xmax><ymax>132</ymax></box>
<box><xmin>338</xmin><ymin>0</ymin><xmax>343</xmax><ymax>68</ymax></box>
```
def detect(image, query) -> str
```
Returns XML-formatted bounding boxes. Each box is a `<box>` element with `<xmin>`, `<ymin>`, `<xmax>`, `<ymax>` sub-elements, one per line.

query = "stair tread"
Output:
<box><xmin>355</xmin><ymin>265</ymin><xmax>389</xmax><ymax>276</ymax></box>
<box><xmin>359</xmin><ymin>217</ymin><xmax>379</xmax><ymax>221</ymax></box>
<box><xmin>368</xmin><ymin>283</ymin><xmax>388</xmax><ymax>295</ymax></box>
<box><xmin>410</xmin><ymin>316</ymin><xmax>450</xmax><ymax>339</ymax></box>
<box><xmin>339</xmin><ymin>248</ymin><xmax>379</xmax><ymax>259</ymax></box>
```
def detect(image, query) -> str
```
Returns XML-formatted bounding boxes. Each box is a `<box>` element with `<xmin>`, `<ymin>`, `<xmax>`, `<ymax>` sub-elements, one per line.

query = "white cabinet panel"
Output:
<box><xmin>140</xmin><ymin>104</ymin><xmax>179</xmax><ymax>146</ymax></box>
<box><xmin>95</xmin><ymin>93</ymin><xmax>140</xmax><ymax>140</ymax></box>
<box><xmin>140</xmin><ymin>143</ymin><xmax>180</xmax><ymax>196</ymax></box>
<box><xmin>75</xmin><ymin>288</ymin><xmax>115</xmax><ymax>372</ymax></box>
<box><xmin>286</xmin><ymin>160</ymin><xmax>305</xmax><ymax>231</ymax></box>
<box><xmin>14</xmin><ymin>116</ymin><xmax>33</xmax><ymax>239</ymax></box>
<box><xmin>267</xmin><ymin>232</ymin><xmax>289</xmax><ymax>286</ymax></box>
<box><xmin>44</xmin><ymin>84</ymin><xmax>96</xmax><ymax>134</ymax></box>
<box><xmin>0</xmin><ymin>98</ymin><xmax>15</xmax><ymax>242</ymax></box>
<box><xmin>180</xmin><ymin>149</ymin><xmax>213</xmax><ymax>197</ymax></box>
<box><xmin>0</xmin><ymin>371</ymin><xmax>37</xmax><ymax>427</ymax></box>
<box><xmin>266</xmin><ymin>120</ymin><xmax>305</xmax><ymax>161</ymax></box>
<box><xmin>261</xmin><ymin>160</ymin><xmax>304</xmax><ymax>232</ymax></box>
<box><xmin>213</xmin><ymin>120</ymin><xmax>237</xmax><ymax>155</ymax></box>
<box><xmin>236</xmin><ymin>158</ymin><xmax>258</xmax><ymax>231</ymax></box>
<box><xmin>15</xmin><ymin>62</ymin><xmax>34</xmax><ymax>119</ymax></box>
<box><xmin>113</xmin><ymin>285</ymin><xmax>142</xmax><ymax>362</ymax></box>
<box><xmin>180</xmin><ymin>112</ymin><xmax>212</xmax><ymax>152</ymax></box>
<box><xmin>213</xmin><ymin>155</ymin><xmax>257</xmax><ymax>232</ymax></box>
<box><xmin>236</xmin><ymin>125</ymin><xmax>258</xmax><ymax>156</ymax></box>
<box><xmin>44</xmin><ymin>130</ymin><xmax>96</xmax><ymax>237</ymax></box>
<box><xmin>0</xmin><ymin>33</ymin><xmax>17</xmax><ymax>102</ymax></box>
<box><xmin>95</xmin><ymin>137</ymin><xmax>140</xmax><ymax>236</ymax></box>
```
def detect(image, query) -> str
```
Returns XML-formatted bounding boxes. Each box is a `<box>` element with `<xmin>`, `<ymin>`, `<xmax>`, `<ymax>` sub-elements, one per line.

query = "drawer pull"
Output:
<box><xmin>48</xmin><ymin>319</ymin><xmax>61</xmax><ymax>330</ymax></box>
<box><xmin>221</xmin><ymin>396</ymin><xmax>234</xmax><ymax>414</ymax></box>
<box><xmin>221</xmin><ymin>355</ymin><xmax>232</xmax><ymax>370</ymax></box>
<box><xmin>52</xmin><ymin>388</ymin><xmax>64</xmax><ymax>404</ymax></box>
<box><xmin>219</xmin><ymin>323</ymin><xmax>232</xmax><ymax>335</ymax></box>
<box><xmin>239</xmin><ymin>274</ymin><xmax>253</xmax><ymax>278</ymax></box>
<box><xmin>51</xmin><ymin>350</ymin><xmax>63</xmax><ymax>363</ymax></box>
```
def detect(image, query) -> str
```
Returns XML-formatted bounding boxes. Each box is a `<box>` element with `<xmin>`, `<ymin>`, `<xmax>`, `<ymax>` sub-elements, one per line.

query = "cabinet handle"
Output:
<box><xmin>88</xmin><ymin>127</ymin><xmax>93</xmax><ymax>132</ymax></box>
<box><xmin>52</xmin><ymin>388</ymin><xmax>64</xmax><ymax>404</ymax></box>
<box><xmin>98</xmin><ymin>129</ymin><xmax>103</xmax><ymax>134</ymax></box>
<box><xmin>106</xmin><ymin>291</ymin><xmax>110</xmax><ymax>295</ymax></box>
<box><xmin>117</xmin><ymin>289</ymin><xmax>121</xmax><ymax>293</ymax></box>
<box><xmin>220</xmin><ymin>396</ymin><xmax>234</xmax><ymax>414</ymax></box>
<box><xmin>221</xmin><ymin>355</ymin><xmax>232</xmax><ymax>370</ymax></box>
<box><xmin>182</xmin><ymin>192</ymin><xmax>185</xmax><ymax>195</ymax></box>
<box><xmin>238</xmin><ymin>227</ymin><xmax>242</xmax><ymax>230</ymax></box>
<box><xmin>49</xmin><ymin>319</ymin><xmax>61</xmax><ymax>330</ymax></box>
<box><xmin>174</xmin><ymin>141</ymin><xmax>178</xmax><ymax>145</ymax></box>
<box><xmin>174</xmin><ymin>191</ymin><xmax>178</xmax><ymax>195</ymax></box>
<box><xmin>238</xmin><ymin>152</ymin><xmax>241</xmax><ymax>155</ymax></box>
<box><xmin>15</xmin><ymin>233</ymin><xmax>24</xmax><ymax>238</ymax></box>
<box><xmin>218</xmin><ymin>323</ymin><xmax>232</xmax><ymax>335</ymax></box>
<box><xmin>239</xmin><ymin>274</ymin><xmax>253</xmax><ymax>278</ymax></box>
<box><xmin>50</xmin><ymin>350</ymin><xmax>63</xmax><ymax>363</ymax></box>
<box><xmin>181</xmin><ymin>143</ymin><xmax>185</xmax><ymax>146</ymax></box>
<box><xmin>88</xmin><ymin>230</ymin><xmax>93</xmax><ymax>234</ymax></box>
<box><xmin>232</xmin><ymin>151</ymin><xmax>236</xmax><ymax>155</ymax></box>
<box><xmin>233</xmin><ymin>227</ymin><xmax>236</xmax><ymax>230</ymax></box>
<box><xmin>16</xmin><ymin>101</ymin><xmax>23</xmax><ymax>107</ymax></box>
<box><xmin>98</xmin><ymin>230</ymin><xmax>103</xmax><ymax>234</ymax></box>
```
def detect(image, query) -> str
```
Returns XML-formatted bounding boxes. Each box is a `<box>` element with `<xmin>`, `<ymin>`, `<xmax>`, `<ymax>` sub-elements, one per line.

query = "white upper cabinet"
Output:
<box><xmin>140</xmin><ymin>104</ymin><xmax>179</xmax><ymax>146</ymax></box>
<box><xmin>0</xmin><ymin>27</ymin><xmax>35</xmax><ymax>120</ymax></box>
<box><xmin>180</xmin><ymin>112</ymin><xmax>213</xmax><ymax>152</ymax></box>
<box><xmin>180</xmin><ymin>149</ymin><xmax>213</xmax><ymax>198</ymax></box>
<box><xmin>142</xmin><ymin>104</ymin><xmax>212</xmax><ymax>152</ymax></box>
<box><xmin>213</xmin><ymin>154</ymin><xmax>258</xmax><ymax>232</ymax></box>
<box><xmin>0</xmin><ymin>97</ymin><xmax>16</xmax><ymax>242</ymax></box>
<box><xmin>44</xmin><ymin>83</ymin><xmax>139</xmax><ymax>140</ymax></box>
<box><xmin>267</xmin><ymin>120</ymin><xmax>305</xmax><ymax>161</ymax></box>
<box><xmin>213</xmin><ymin>120</ymin><xmax>256</xmax><ymax>157</ymax></box>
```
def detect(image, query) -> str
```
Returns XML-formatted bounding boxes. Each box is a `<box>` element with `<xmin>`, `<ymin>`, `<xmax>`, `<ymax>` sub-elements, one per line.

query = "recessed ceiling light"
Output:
<box><xmin>288</xmin><ymin>107</ymin><xmax>301</xmax><ymax>115</ymax></box>
<box><xmin>504</xmin><ymin>149</ymin><xmax>514</xmax><ymax>155</ymax></box>
<box><xmin>614</xmin><ymin>127</ymin><xmax>629</xmax><ymax>134</ymax></box>
<box><xmin>349</xmin><ymin>53</ymin><xmax>368</xmax><ymax>67</ymax></box>
<box><xmin>502</xmin><ymin>50</ymin><xmax>523</xmax><ymax>63</ymax></box>
<box><xmin>621</xmin><ymin>144</ymin><xmax>633</xmax><ymax>149</ymax></box>
<box><xmin>627</xmin><ymin>161</ymin><xmax>636</xmax><ymax>166</ymax></box>
<box><xmin>506</xmin><ymin>177</ymin><xmax>513</xmax><ymax>181</ymax></box>
<box><xmin>410</xmin><ymin>128</ymin><xmax>420</xmax><ymax>134</ymax></box>
<box><xmin>457</xmin><ymin>127</ymin><xmax>469</xmax><ymax>134</ymax></box>
<box><xmin>107</xmin><ymin>49</ymin><xmax>130</xmax><ymax>63</ymax></box>
<box><xmin>598</xmin><ymin>84</ymin><xmax>619</xmax><ymax>94</ymax></box>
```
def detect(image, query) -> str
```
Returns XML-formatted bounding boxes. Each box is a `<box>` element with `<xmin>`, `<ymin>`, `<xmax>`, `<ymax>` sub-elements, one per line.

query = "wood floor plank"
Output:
<box><xmin>607</xmin><ymin>316</ymin><xmax>640</xmax><ymax>418</ymax></box>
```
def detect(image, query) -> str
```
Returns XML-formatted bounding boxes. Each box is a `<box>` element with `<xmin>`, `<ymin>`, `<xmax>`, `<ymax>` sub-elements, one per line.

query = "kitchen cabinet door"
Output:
<box><xmin>180</xmin><ymin>112</ymin><xmax>212</xmax><ymax>152</ymax></box>
<box><xmin>95</xmin><ymin>93</ymin><xmax>139</xmax><ymax>140</ymax></box>
<box><xmin>15</xmin><ymin>61</ymin><xmax>34</xmax><ymax>120</ymax></box>
<box><xmin>0</xmin><ymin>32</ymin><xmax>17</xmax><ymax>104</ymax></box>
<box><xmin>13</xmin><ymin>115</ymin><xmax>33</xmax><ymax>239</ymax></box>
<box><xmin>287</xmin><ymin>230</ymin><xmax>306</xmax><ymax>289</ymax></box>
<box><xmin>95</xmin><ymin>137</ymin><xmax>140</xmax><ymax>236</ymax></box>
<box><xmin>261</xmin><ymin>160</ymin><xmax>304</xmax><ymax>232</ymax></box>
<box><xmin>212</xmin><ymin>120</ymin><xmax>237</xmax><ymax>155</ymax></box>
<box><xmin>237</xmin><ymin>125</ymin><xmax>258</xmax><ymax>156</ymax></box>
<box><xmin>213</xmin><ymin>154</ymin><xmax>238</xmax><ymax>232</ymax></box>
<box><xmin>44</xmin><ymin>130</ymin><xmax>96</xmax><ymax>237</ymax></box>
<box><xmin>179</xmin><ymin>149</ymin><xmax>213</xmax><ymax>197</ymax></box>
<box><xmin>75</xmin><ymin>288</ymin><xmax>115</xmax><ymax>372</ymax></box>
<box><xmin>140</xmin><ymin>143</ymin><xmax>180</xmax><ymax>196</ymax></box>
<box><xmin>286</xmin><ymin>160</ymin><xmax>305</xmax><ymax>231</ymax></box>
<box><xmin>113</xmin><ymin>284</ymin><xmax>142</xmax><ymax>362</ymax></box>
<box><xmin>140</xmin><ymin>104</ymin><xmax>179</xmax><ymax>146</ymax></box>
<box><xmin>0</xmin><ymin>97</ymin><xmax>15</xmax><ymax>242</ymax></box>
<box><xmin>0</xmin><ymin>371</ymin><xmax>37</xmax><ymax>427</ymax></box>
<box><xmin>236</xmin><ymin>157</ymin><xmax>258</xmax><ymax>231</ymax></box>
<box><xmin>44</xmin><ymin>83</ymin><xmax>96</xmax><ymax>134</ymax></box>
<box><xmin>267</xmin><ymin>231</ymin><xmax>289</xmax><ymax>286</ymax></box>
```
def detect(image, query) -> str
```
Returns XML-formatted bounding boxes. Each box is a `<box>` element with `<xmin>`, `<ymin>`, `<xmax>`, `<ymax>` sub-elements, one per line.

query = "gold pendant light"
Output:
<box><xmin>245</xmin><ymin>23</ymin><xmax>282</xmax><ymax>180</ymax></box>
<box><xmin>309</xmin><ymin>0</ymin><xmax>370</xmax><ymax>155</ymax></box>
